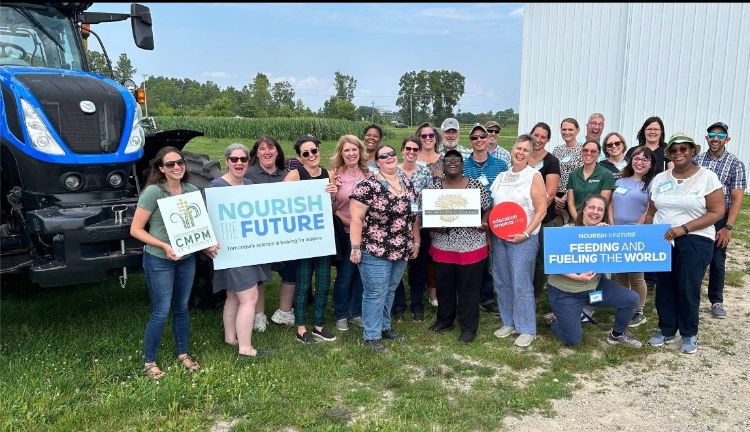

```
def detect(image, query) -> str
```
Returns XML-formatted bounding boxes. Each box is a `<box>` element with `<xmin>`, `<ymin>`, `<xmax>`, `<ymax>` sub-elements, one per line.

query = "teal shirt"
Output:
<box><xmin>136</xmin><ymin>182</ymin><xmax>199</xmax><ymax>259</ymax></box>
<box><xmin>566</xmin><ymin>164</ymin><xmax>615</xmax><ymax>211</ymax></box>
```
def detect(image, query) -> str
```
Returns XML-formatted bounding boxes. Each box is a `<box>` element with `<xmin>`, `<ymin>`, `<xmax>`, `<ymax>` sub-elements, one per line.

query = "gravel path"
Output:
<box><xmin>503</xmin><ymin>242</ymin><xmax>750</xmax><ymax>432</ymax></box>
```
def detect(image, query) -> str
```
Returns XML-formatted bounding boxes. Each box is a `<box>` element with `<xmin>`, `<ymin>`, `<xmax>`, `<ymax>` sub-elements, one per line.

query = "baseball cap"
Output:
<box><xmin>470</xmin><ymin>123</ymin><xmax>488</xmax><ymax>135</ymax></box>
<box><xmin>706</xmin><ymin>122</ymin><xmax>728</xmax><ymax>133</ymax></box>
<box><xmin>484</xmin><ymin>120</ymin><xmax>502</xmax><ymax>131</ymax></box>
<box><xmin>664</xmin><ymin>132</ymin><xmax>700</xmax><ymax>160</ymax></box>
<box><xmin>441</xmin><ymin>118</ymin><xmax>460</xmax><ymax>132</ymax></box>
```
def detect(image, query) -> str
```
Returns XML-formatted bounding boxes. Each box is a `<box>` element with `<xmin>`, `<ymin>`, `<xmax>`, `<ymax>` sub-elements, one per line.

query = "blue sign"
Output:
<box><xmin>544</xmin><ymin>224</ymin><xmax>672</xmax><ymax>274</ymax></box>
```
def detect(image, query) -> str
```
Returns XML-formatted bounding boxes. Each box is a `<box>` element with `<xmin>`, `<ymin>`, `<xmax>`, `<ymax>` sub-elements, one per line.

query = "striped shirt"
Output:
<box><xmin>694</xmin><ymin>150</ymin><xmax>747</xmax><ymax>209</ymax></box>
<box><xmin>463</xmin><ymin>154</ymin><xmax>508</xmax><ymax>203</ymax></box>
<box><xmin>489</xmin><ymin>145</ymin><xmax>512</xmax><ymax>167</ymax></box>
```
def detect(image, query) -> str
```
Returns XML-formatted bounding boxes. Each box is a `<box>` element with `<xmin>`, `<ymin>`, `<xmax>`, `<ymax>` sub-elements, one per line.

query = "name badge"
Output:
<box><xmin>561</xmin><ymin>156</ymin><xmax>572</xmax><ymax>163</ymax></box>
<box><xmin>534</xmin><ymin>161</ymin><xmax>544</xmax><ymax>170</ymax></box>
<box><xmin>614</xmin><ymin>186</ymin><xmax>629</xmax><ymax>194</ymax></box>
<box><xmin>411</xmin><ymin>202</ymin><xmax>419</xmax><ymax>212</ymax></box>
<box><xmin>658</xmin><ymin>181</ymin><xmax>673</xmax><ymax>193</ymax></box>
<box><xmin>478</xmin><ymin>174</ymin><xmax>489</xmax><ymax>186</ymax></box>
<box><xmin>589</xmin><ymin>179</ymin><xmax>600</xmax><ymax>183</ymax></box>
<box><xmin>589</xmin><ymin>290</ymin><xmax>603</xmax><ymax>304</ymax></box>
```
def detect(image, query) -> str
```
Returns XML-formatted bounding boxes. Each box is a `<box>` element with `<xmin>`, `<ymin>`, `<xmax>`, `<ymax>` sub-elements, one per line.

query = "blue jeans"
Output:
<box><xmin>707</xmin><ymin>216</ymin><xmax>728</xmax><ymax>304</ymax></box>
<box><xmin>143</xmin><ymin>252</ymin><xmax>196</xmax><ymax>363</ymax></box>
<box><xmin>492</xmin><ymin>235</ymin><xmax>539</xmax><ymax>334</ymax></box>
<box><xmin>358</xmin><ymin>252</ymin><xmax>407</xmax><ymax>341</ymax></box>
<box><xmin>547</xmin><ymin>278</ymin><xmax>638</xmax><ymax>347</ymax></box>
<box><xmin>656</xmin><ymin>235</ymin><xmax>713</xmax><ymax>338</ymax></box>
<box><xmin>333</xmin><ymin>236</ymin><xmax>363</xmax><ymax>320</ymax></box>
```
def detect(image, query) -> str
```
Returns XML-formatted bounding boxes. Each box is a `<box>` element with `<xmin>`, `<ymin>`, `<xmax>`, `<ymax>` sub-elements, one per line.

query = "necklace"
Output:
<box><xmin>380</xmin><ymin>173</ymin><xmax>403</xmax><ymax>194</ymax></box>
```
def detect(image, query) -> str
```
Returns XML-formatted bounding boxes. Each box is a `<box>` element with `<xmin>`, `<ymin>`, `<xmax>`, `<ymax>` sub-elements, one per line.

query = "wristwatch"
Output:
<box><xmin>725</xmin><ymin>224</ymin><xmax>734</xmax><ymax>231</ymax></box>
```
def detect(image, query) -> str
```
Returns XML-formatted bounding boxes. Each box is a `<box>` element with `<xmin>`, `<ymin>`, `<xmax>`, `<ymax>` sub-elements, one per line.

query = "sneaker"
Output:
<box><xmin>514</xmin><ymin>333</ymin><xmax>536</xmax><ymax>347</ymax></box>
<box><xmin>681</xmin><ymin>335</ymin><xmax>698</xmax><ymax>354</ymax></box>
<box><xmin>312</xmin><ymin>327</ymin><xmax>337</xmax><ymax>342</ymax></box>
<box><xmin>494</xmin><ymin>325</ymin><xmax>516</xmax><ymax>339</ymax></box>
<box><xmin>335</xmin><ymin>318</ymin><xmax>349</xmax><ymax>331</ymax></box>
<box><xmin>429</xmin><ymin>298</ymin><xmax>439</xmax><ymax>308</ymax></box>
<box><xmin>543</xmin><ymin>312</ymin><xmax>557</xmax><ymax>326</ymax></box>
<box><xmin>381</xmin><ymin>329</ymin><xmax>405</xmax><ymax>341</ymax></box>
<box><xmin>648</xmin><ymin>332</ymin><xmax>677</xmax><ymax>347</ymax></box>
<box><xmin>271</xmin><ymin>309</ymin><xmax>295</xmax><ymax>326</ymax></box>
<box><xmin>253</xmin><ymin>313</ymin><xmax>268</xmax><ymax>332</ymax></box>
<box><xmin>581</xmin><ymin>306</ymin><xmax>596</xmax><ymax>324</ymax></box>
<box><xmin>296</xmin><ymin>331</ymin><xmax>315</xmax><ymax>344</ymax></box>
<box><xmin>364</xmin><ymin>339</ymin><xmax>388</xmax><ymax>353</ymax></box>
<box><xmin>481</xmin><ymin>301</ymin><xmax>500</xmax><ymax>314</ymax></box>
<box><xmin>711</xmin><ymin>303</ymin><xmax>727</xmax><ymax>319</ymax></box>
<box><xmin>413</xmin><ymin>312</ymin><xmax>425</xmax><ymax>322</ymax></box>
<box><xmin>429</xmin><ymin>322</ymin><xmax>455</xmax><ymax>333</ymax></box>
<box><xmin>607</xmin><ymin>332</ymin><xmax>643</xmax><ymax>348</ymax></box>
<box><xmin>628</xmin><ymin>312</ymin><xmax>647</xmax><ymax>328</ymax></box>
<box><xmin>458</xmin><ymin>331</ymin><xmax>476</xmax><ymax>344</ymax></box>
<box><xmin>393</xmin><ymin>311</ymin><xmax>405</xmax><ymax>323</ymax></box>
<box><xmin>349</xmin><ymin>316</ymin><xmax>364</xmax><ymax>328</ymax></box>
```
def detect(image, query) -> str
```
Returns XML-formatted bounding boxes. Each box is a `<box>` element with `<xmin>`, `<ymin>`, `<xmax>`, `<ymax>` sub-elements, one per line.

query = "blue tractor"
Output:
<box><xmin>0</xmin><ymin>3</ymin><xmax>217</xmax><ymax>290</ymax></box>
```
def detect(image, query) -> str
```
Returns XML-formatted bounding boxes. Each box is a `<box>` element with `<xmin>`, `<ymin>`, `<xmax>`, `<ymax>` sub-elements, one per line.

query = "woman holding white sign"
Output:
<box><xmin>645</xmin><ymin>132</ymin><xmax>724</xmax><ymax>355</ymax></box>
<box><xmin>489</xmin><ymin>134</ymin><xmax>547</xmax><ymax>347</ymax></box>
<box><xmin>544</xmin><ymin>194</ymin><xmax>642</xmax><ymax>348</ymax></box>
<box><xmin>205</xmin><ymin>143</ymin><xmax>272</xmax><ymax>359</ymax></box>
<box><xmin>131</xmin><ymin>146</ymin><xmax>202</xmax><ymax>379</ymax></box>
<box><xmin>350</xmin><ymin>144</ymin><xmax>420</xmax><ymax>353</ymax></box>
<box><xmin>284</xmin><ymin>135</ymin><xmax>339</xmax><ymax>344</ymax></box>
<box><xmin>426</xmin><ymin>149</ymin><xmax>491</xmax><ymax>344</ymax></box>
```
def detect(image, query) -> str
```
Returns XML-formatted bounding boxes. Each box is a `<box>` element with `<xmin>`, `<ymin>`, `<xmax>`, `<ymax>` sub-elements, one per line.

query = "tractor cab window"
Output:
<box><xmin>0</xmin><ymin>4</ymin><xmax>83</xmax><ymax>70</ymax></box>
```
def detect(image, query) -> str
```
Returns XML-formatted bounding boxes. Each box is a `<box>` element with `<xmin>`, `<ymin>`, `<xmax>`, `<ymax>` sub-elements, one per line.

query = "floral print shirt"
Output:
<box><xmin>350</xmin><ymin>176</ymin><xmax>418</xmax><ymax>261</ymax></box>
<box><xmin>398</xmin><ymin>165</ymin><xmax>433</xmax><ymax>210</ymax></box>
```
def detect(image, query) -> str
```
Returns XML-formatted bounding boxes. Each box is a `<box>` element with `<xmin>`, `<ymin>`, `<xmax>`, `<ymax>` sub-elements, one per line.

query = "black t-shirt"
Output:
<box><xmin>625</xmin><ymin>144</ymin><xmax>667</xmax><ymax>174</ymax></box>
<box><xmin>535</xmin><ymin>152</ymin><xmax>561</xmax><ymax>224</ymax></box>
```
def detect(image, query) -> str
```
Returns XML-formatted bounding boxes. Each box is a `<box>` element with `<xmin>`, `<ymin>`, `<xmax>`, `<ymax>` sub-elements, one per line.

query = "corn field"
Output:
<box><xmin>154</xmin><ymin>116</ymin><xmax>394</xmax><ymax>141</ymax></box>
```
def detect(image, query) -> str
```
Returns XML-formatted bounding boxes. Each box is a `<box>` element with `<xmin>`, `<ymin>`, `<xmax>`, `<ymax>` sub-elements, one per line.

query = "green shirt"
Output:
<box><xmin>566</xmin><ymin>164</ymin><xmax>615</xmax><ymax>211</ymax></box>
<box><xmin>548</xmin><ymin>273</ymin><xmax>601</xmax><ymax>293</ymax></box>
<box><xmin>136</xmin><ymin>182</ymin><xmax>199</xmax><ymax>259</ymax></box>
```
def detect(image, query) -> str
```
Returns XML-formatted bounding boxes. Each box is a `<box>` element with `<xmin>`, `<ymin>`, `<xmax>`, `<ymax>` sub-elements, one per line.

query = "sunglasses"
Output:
<box><xmin>487</xmin><ymin>129</ymin><xmax>500</xmax><ymax>134</ymax></box>
<box><xmin>668</xmin><ymin>145</ymin><xmax>692</xmax><ymax>154</ymax></box>
<box><xmin>161</xmin><ymin>159</ymin><xmax>185</xmax><ymax>169</ymax></box>
<box><xmin>420</xmin><ymin>132</ymin><xmax>436</xmax><ymax>139</ymax></box>
<box><xmin>444</xmin><ymin>156</ymin><xmax>463</xmax><ymax>163</ymax></box>
<box><xmin>605</xmin><ymin>141</ymin><xmax>623</xmax><ymax>148</ymax></box>
<box><xmin>582</xmin><ymin>149</ymin><xmax>599</xmax><ymax>154</ymax></box>
<box><xmin>227</xmin><ymin>156</ymin><xmax>248</xmax><ymax>163</ymax></box>
<box><xmin>377</xmin><ymin>150</ymin><xmax>397</xmax><ymax>160</ymax></box>
<box><xmin>402</xmin><ymin>146</ymin><xmax>420</xmax><ymax>153</ymax></box>
<box><xmin>469</xmin><ymin>133</ymin><xmax>488</xmax><ymax>141</ymax></box>
<box><xmin>707</xmin><ymin>132</ymin><xmax>728</xmax><ymax>139</ymax></box>
<box><xmin>301</xmin><ymin>148</ymin><xmax>319</xmax><ymax>158</ymax></box>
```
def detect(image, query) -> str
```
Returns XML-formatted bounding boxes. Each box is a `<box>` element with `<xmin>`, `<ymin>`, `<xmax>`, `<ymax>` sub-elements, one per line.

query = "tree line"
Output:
<box><xmin>87</xmin><ymin>51</ymin><xmax>519</xmax><ymax>126</ymax></box>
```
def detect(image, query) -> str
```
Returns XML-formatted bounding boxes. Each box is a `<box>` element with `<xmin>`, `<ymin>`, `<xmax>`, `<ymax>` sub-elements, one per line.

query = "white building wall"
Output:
<box><xmin>520</xmin><ymin>3</ymin><xmax>750</xmax><ymax>190</ymax></box>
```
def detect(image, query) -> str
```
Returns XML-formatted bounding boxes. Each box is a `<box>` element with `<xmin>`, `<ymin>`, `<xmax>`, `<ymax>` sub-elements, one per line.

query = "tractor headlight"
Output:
<box><xmin>63</xmin><ymin>173</ymin><xmax>83</xmax><ymax>191</ymax></box>
<box><xmin>107</xmin><ymin>171</ymin><xmax>124</xmax><ymax>188</ymax></box>
<box><xmin>123</xmin><ymin>79</ymin><xmax>137</xmax><ymax>95</ymax></box>
<box><xmin>21</xmin><ymin>99</ymin><xmax>65</xmax><ymax>156</ymax></box>
<box><xmin>124</xmin><ymin>103</ymin><xmax>145</xmax><ymax>154</ymax></box>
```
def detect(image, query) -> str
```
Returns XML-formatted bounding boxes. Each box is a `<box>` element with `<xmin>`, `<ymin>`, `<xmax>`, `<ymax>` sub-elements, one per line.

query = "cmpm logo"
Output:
<box><xmin>170</xmin><ymin>198</ymin><xmax>201</xmax><ymax>229</ymax></box>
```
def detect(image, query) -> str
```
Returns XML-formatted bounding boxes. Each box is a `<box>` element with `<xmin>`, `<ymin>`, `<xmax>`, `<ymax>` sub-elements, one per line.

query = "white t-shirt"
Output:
<box><xmin>489</xmin><ymin>165</ymin><xmax>543</xmax><ymax>235</ymax></box>
<box><xmin>649</xmin><ymin>167</ymin><xmax>722</xmax><ymax>240</ymax></box>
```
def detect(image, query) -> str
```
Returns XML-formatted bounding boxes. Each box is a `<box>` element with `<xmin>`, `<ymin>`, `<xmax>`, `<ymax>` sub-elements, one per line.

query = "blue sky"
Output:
<box><xmin>89</xmin><ymin>3</ymin><xmax>524</xmax><ymax>114</ymax></box>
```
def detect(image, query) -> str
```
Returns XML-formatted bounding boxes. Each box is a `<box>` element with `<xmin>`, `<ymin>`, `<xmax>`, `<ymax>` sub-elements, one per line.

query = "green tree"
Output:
<box><xmin>334</xmin><ymin>72</ymin><xmax>357</xmax><ymax>101</ymax></box>
<box><xmin>271</xmin><ymin>81</ymin><xmax>296</xmax><ymax>114</ymax></box>
<box><xmin>86</xmin><ymin>50</ymin><xmax>110</xmax><ymax>78</ymax></box>
<box><xmin>396</xmin><ymin>70</ymin><xmax>465</xmax><ymax>125</ymax></box>
<box><xmin>248</xmin><ymin>73</ymin><xmax>273</xmax><ymax>117</ymax></box>
<box><xmin>112</xmin><ymin>53</ymin><xmax>136</xmax><ymax>84</ymax></box>
<box><xmin>356</xmin><ymin>105</ymin><xmax>380</xmax><ymax>122</ymax></box>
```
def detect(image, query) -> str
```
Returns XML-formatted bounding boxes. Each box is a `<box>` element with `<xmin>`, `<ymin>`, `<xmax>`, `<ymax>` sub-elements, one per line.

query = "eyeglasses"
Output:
<box><xmin>605</xmin><ymin>141</ymin><xmax>623</xmax><ymax>148</ymax></box>
<box><xmin>588</xmin><ymin>122</ymin><xmax>604</xmax><ymax>128</ymax></box>
<box><xmin>377</xmin><ymin>150</ymin><xmax>397</xmax><ymax>160</ymax></box>
<box><xmin>632</xmin><ymin>157</ymin><xmax>650</xmax><ymax>164</ymax></box>
<box><xmin>487</xmin><ymin>129</ymin><xmax>500</xmax><ymax>134</ymax></box>
<box><xmin>645</xmin><ymin>128</ymin><xmax>661</xmax><ymax>133</ymax></box>
<box><xmin>669</xmin><ymin>145</ymin><xmax>692</xmax><ymax>154</ymax></box>
<box><xmin>469</xmin><ymin>133</ymin><xmax>488</xmax><ymax>141</ymax></box>
<box><xmin>420</xmin><ymin>132</ymin><xmax>436</xmax><ymax>139</ymax></box>
<box><xmin>227</xmin><ymin>156</ymin><xmax>248</xmax><ymax>164</ymax></box>
<box><xmin>402</xmin><ymin>146</ymin><xmax>420</xmax><ymax>153</ymax></box>
<box><xmin>582</xmin><ymin>149</ymin><xmax>599</xmax><ymax>154</ymax></box>
<box><xmin>707</xmin><ymin>132</ymin><xmax>728</xmax><ymax>139</ymax></box>
<box><xmin>444</xmin><ymin>156</ymin><xmax>463</xmax><ymax>163</ymax></box>
<box><xmin>162</xmin><ymin>159</ymin><xmax>185</xmax><ymax>168</ymax></box>
<box><xmin>301</xmin><ymin>148</ymin><xmax>319</xmax><ymax>158</ymax></box>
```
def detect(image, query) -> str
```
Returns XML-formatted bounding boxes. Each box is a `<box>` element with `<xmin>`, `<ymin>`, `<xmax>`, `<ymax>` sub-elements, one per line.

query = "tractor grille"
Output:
<box><xmin>16</xmin><ymin>74</ymin><xmax>126</xmax><ymax>154</ymax></box>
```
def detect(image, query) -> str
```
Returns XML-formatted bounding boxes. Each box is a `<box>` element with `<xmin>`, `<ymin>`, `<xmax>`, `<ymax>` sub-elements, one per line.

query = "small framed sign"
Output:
<box><xmin>421</xmin><ymin>188</ymin><xmax>481</xmax><ymax>228</ymax></box>
<box><xmin>158</xmin><ymin>190</ymin><xmax>217</xmax><ymax>256</ymax></box>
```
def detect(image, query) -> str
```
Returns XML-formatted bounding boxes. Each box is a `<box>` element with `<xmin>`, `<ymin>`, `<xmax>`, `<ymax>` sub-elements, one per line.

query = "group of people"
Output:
<box><xmin>130</xmin><ymin>115</ymin><xmax>745</xmax><ymax>379</ymax></box>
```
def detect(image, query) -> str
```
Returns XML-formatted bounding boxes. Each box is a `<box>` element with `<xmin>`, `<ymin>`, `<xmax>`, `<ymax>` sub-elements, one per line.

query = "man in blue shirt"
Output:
<box><xmin>464</xmin><ymin>123</ymin><xmax>508</xmax><ymax>314</ymax></box>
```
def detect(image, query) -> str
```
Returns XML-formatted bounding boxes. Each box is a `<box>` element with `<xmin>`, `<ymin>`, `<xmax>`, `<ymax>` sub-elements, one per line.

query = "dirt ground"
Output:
<box><xmin>502</xmin><ymin>241</ymin><xmax>750</xmax><ymax>432</ymax></box>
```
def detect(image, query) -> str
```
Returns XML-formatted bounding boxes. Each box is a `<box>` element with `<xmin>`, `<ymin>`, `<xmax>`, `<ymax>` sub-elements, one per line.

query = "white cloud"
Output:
<box><xmin>509</xmin><ymin>6</ymin><xmax>524</xmax><ymax>18</ymax></box>
<box><xmin>269</xmin><ymin>75</ymin><xmax>328</xmax><ymax>92</ymax></box>
<box><xmin>202</xmin><ymin>71</ymin><xmax>230</xmax><ymax>78</ymax></box>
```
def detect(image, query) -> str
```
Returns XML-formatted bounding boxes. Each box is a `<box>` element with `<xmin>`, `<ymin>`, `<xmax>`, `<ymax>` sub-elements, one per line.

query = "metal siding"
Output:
<box><xmin>521</xmin><ymin>3</ymin><xmax>750</xmax><ymax>190</ymax></box>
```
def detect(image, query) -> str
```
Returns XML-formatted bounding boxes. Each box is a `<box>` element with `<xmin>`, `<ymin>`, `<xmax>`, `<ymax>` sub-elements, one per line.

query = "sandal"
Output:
<box><xmin>177</xmin><ymin>354</ymin><xmax>200</xmax><ymax>372</ymax></box>
<box><xmin>143</xmin><ymin>362</ymin><xmax>166</xmax><ymax>380</ymax></box>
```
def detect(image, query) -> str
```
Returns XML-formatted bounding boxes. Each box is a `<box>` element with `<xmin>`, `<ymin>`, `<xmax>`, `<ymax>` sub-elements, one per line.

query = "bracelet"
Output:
<box><xmin>523</xmin><ymin>232</ymin><xmax>530</xmax><ymax>239</ymax></box>
<box><xmin>682</xmin><ymin>224</ymin><xmax>689</xmax><ymax>235</ymax></box>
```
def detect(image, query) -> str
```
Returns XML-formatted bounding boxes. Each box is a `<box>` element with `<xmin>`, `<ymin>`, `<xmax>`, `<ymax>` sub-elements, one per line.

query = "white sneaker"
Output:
<box><xmin>271</xmin><ymin>308</ymin><xmax>295</xmax><ymax>326</ymax></box>
<box><xmin>494</xmin><ymin>325</ymin><xmax>516</xmax><ymax>339</ymax></box>
<box><xmin>335</xmin><ymin>318</ymin><xmax>349</xmax><ymax>331</ymax></box>
<box><xmin>514</xmin><ymin>333</ymin><xmax>535</xmax><ymax>347</ymax></box>
<box><xmin>429</xmin><ymin>298</ymin><xmax>438</xmax><ymax>307</ymax></box>
<box><xmin>253</xmin><ymin>313</ymin><xmax>268</xmax><ymax>332</ymax></box>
